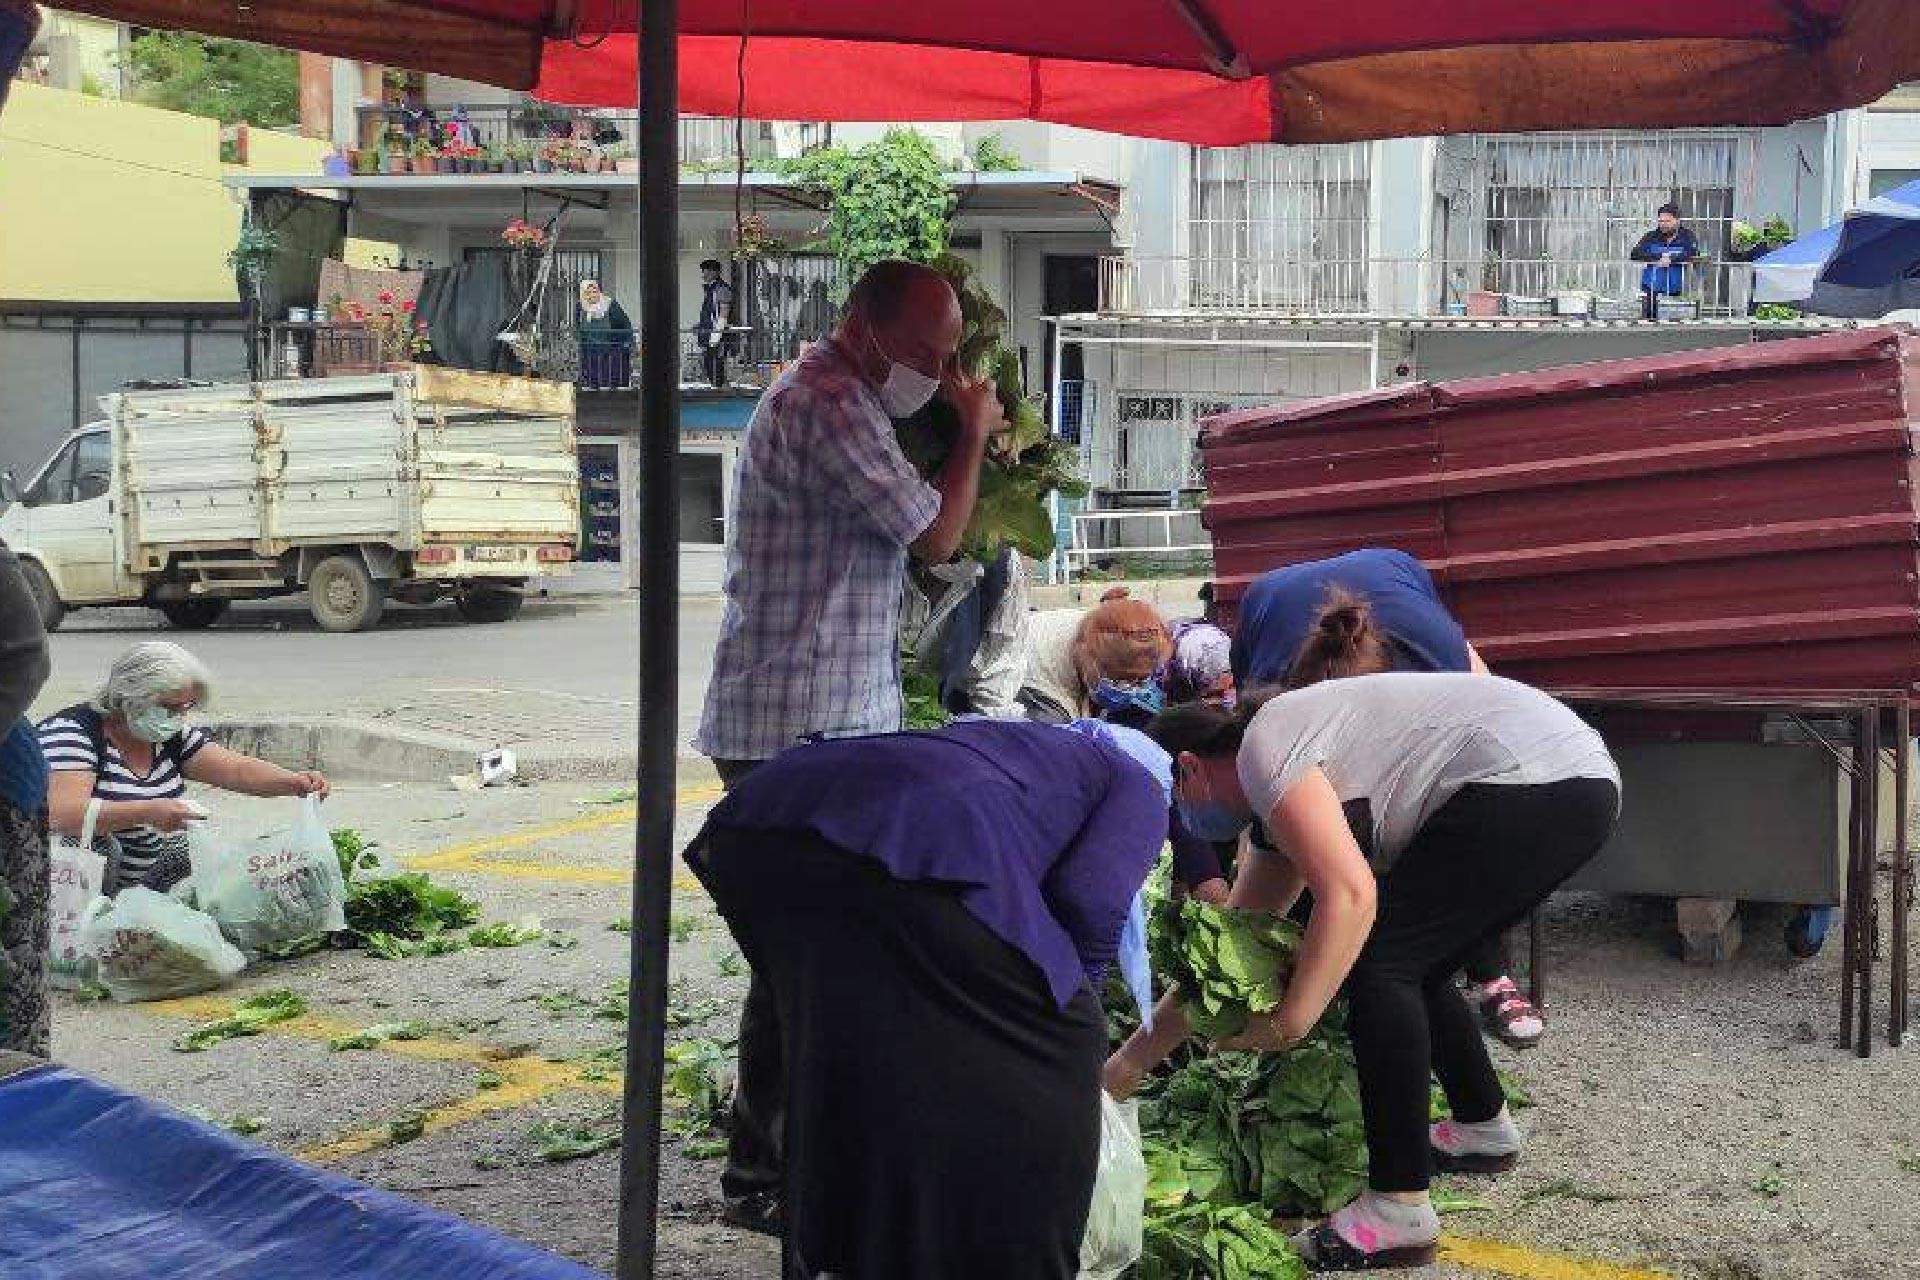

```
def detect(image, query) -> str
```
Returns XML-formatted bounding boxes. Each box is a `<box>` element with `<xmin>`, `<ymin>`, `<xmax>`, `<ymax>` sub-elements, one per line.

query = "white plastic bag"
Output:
<box><xmin>1078</xmin><ymin>1092</ymin><xmax>1147</xmax><ymax>1280</ymax></box>
<box><xmin>78</xmin><ymin>886</ymin><xmax>247</xmax><ymax>1003</ymax></box>
<box><xmin>194</xmin><ymin>797</ymin><xmax>347</xmax><ymax>956</ymax></box>
<box><xmin>47</xmin><ymin>799</ymin><xmax>107</xmax><ymax>990</ymax></box>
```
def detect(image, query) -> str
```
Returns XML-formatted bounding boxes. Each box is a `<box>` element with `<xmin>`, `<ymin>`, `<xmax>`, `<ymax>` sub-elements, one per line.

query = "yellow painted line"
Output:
<box><xmin>144</xmin><ymin>994</ymin><xmax>629</xmax><ymax>1164</ymax></box>
<box><xmin>1441</xmin><ymin>1235</ymin><xmax>1673</xmax><ymax>1280</ymax></box>
<box><xmin>296</xmin><ymin>1055</ymin><xmax>592</xmax><ymax>1163</ymax></box>
<box><xmin>399</xmin><ymin>783</ymin><xmax>725</xmax><ymax>885</ymax></box>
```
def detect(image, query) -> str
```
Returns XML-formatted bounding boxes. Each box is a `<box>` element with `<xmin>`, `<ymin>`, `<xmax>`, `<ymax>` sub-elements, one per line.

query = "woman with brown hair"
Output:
<box><xmin>1228</xmin><ymin>549</ymin><xmax>1545</xmax><ymax>1049</ymax></box>
<box><xmin>1013</xmin><ymin>591</ymin><xmax>1172</xmax><ymax>725</ymax></box>
<box><xmin>1113</xmin><ymin>678</ymin><xmax>1619</xmax><ymax>1270</ymax></box>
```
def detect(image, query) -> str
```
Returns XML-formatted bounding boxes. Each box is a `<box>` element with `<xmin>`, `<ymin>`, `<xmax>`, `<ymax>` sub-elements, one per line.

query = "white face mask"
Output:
<box><xmin>128</xmin><ymin>703</ymin><xmax>187</xmax><ymax>743</ymax></box>
<box><xmin>868</xmin><ymin>331</ymin><xmax>940</xmax><ymax>418</ymax></box>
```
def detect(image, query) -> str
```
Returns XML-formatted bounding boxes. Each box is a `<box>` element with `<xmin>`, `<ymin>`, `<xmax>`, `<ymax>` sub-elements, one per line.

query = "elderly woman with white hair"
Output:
<box><xmin>38</xmin><ymin>641</ymin><xmax>328</xmax><ymax>894</ymax></box>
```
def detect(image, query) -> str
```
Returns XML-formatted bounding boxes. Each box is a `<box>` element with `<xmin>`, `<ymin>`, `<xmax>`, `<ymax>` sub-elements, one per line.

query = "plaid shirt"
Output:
<box><xmin>697</xmin><ymin>338</ymin><xmax>941</xmax><ymax>761</ymax></box>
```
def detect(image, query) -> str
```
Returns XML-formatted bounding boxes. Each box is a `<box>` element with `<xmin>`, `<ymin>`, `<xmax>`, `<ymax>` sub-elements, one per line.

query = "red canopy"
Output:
<box><xmin>53</xmin><ymin>0</ymin><xmax>1920</xmax><ymax>142</ymax></box>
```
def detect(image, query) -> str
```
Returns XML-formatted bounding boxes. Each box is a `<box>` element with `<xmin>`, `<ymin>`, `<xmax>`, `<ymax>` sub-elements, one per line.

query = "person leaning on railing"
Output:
<box><xmin>1630</xmin><ymin>203</ymin><xmax>1700</xmax><ymax>315</ymax></box>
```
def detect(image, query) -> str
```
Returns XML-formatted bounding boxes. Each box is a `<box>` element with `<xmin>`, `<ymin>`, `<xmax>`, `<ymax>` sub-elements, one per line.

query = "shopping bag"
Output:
<box><xmin>47</xmin><ymin>799</ymin><xmax>106</xmax><ymax>990</ymax></box>
<box><xmin>78</xmin><ymin>887</ymin><xmax>247</xmax><ymax>1003</ymax></box>
<box><xmin>194</xmin><ymin>797</ymin><xmax>347</xmax><ymax>956</ymax></box>
<box><xmin>1078</xmin><ymin>1092</ymin><xmax>1147</xmax><ymax>1280</ymax></box>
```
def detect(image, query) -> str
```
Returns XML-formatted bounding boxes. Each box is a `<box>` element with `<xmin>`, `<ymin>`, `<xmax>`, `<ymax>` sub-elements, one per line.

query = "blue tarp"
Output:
<box><xmin>1753</xmin><ymin>179</ymin><xmax>1920</xmax><ymax>316</ymax></box>
<box><xmin>0</xmin><ymin>1063</ymin><xmax>607</xmax><ymax>1280</ymax></box>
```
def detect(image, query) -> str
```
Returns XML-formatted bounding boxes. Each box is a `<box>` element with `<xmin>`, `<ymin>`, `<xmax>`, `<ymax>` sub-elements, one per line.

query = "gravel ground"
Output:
<box><xmin>42</xmin><ymin>779</ymin><xmax>1920</xmax><ymax>1279</ymax></box>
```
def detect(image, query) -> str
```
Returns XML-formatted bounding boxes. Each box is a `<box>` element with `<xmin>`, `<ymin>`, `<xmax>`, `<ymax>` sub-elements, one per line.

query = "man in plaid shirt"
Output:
<box><xmin>696</xmin><ymin>259</ymin><xmax>1002</xmax><ymax>1233</ymax></box>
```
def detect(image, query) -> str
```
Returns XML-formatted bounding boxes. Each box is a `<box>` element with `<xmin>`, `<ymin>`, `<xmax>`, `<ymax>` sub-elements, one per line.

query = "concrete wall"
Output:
<box><xmin>1860</xmin><ymin>108</ymin><xmax>1920</xmax><ymax>202</ymax></box>
<box><xmin>34</xmin><ymin>11</ymin><xmax>124</xmax><ymax>96</ymax></box>
<box><xmin>1408</xmin><ymin>328</ymin><xmax>1756</xmax><ymax>384</ymax></box>
<box><xmin>0</xmin><ymin>83</ymin><xmax>329</xmax><ymax>304</ymax></box>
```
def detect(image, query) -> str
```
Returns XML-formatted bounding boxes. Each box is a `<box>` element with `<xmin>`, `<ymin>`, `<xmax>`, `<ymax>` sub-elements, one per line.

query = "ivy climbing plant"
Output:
<box><xmin>783</xmin><ymin>129</ymin><xmax>957</xmax><ymax>288</ymax></box>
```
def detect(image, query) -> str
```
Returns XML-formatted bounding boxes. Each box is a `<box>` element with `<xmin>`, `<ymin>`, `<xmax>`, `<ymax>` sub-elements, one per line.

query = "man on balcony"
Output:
<box><xmin>1630</xmin><ymin>203</ymin><xmax>1699</xmax><ymax>317</ymax></box>
<box><xmin>696</xmin><ymin>259</ymin><xmax>735</xmax><ymax>387</ymax></box>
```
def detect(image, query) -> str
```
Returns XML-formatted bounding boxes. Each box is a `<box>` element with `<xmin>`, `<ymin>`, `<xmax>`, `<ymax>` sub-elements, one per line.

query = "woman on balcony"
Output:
<box><xmin>577</xmin><ymin>279</ymin><xmax>634</xmax><ymax>391</ymax></box>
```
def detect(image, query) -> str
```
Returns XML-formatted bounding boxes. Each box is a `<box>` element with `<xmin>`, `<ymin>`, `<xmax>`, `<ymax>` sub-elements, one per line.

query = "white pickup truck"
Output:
<box><xmin>0</xmin><ymin>368</ymin><xmax>581</xmax><ymax>633</ymax></box>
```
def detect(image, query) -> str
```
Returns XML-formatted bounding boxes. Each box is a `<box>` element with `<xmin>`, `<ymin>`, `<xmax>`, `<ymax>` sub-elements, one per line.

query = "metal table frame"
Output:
<box><xmin>1535</xmin><ymin>688</ymin><xmax>1913</xmax><ymax>1057</ymax></box>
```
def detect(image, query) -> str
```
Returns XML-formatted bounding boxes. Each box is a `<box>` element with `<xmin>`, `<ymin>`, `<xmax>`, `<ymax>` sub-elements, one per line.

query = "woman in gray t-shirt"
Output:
<box><xmin>1112</xmin><ymin>673</ymin><xmax>1619</xmax><ymax>1272</ymax></box>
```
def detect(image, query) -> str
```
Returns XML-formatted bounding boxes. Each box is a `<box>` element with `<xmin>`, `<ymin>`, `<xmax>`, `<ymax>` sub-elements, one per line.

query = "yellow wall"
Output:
<box><xmin>0</xmin><ymin>82</ymin><xmax>330</xmax><ymax>304</ymax></box>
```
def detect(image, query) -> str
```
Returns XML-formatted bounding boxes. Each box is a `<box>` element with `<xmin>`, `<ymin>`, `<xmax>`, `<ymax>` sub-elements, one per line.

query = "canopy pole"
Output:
<box><xmin>616</xmin><ymin>0</ymin><xmax>680</xmax><ymax>1272</ymax></box>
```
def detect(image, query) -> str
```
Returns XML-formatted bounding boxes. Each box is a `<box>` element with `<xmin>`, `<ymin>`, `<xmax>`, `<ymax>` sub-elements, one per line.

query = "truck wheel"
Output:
<box><xmin>19</xmin><ymin>560</ymin><xmax>65</xmax><ymax>633</ymax></box>
<box><xmin>308</xmin><ymin>555</ymin><xmax>385</xmax><ymax>632</ymax></box>
<box><xmin>454</xmin><ymin>587</ymin><xmax>525</xmax><ymax>624</ymax></box>
<box><xmin>157</xmin><ymin>599</ymin><xmax>229</xmax><ymax>630</ymax></box>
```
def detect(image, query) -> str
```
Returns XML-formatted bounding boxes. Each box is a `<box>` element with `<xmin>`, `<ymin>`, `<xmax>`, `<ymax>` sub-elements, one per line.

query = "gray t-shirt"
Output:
<box><xmin>1238</xmin><ymin>672</ymin><xmax>1619</xmax><ymax>865</ymax></box>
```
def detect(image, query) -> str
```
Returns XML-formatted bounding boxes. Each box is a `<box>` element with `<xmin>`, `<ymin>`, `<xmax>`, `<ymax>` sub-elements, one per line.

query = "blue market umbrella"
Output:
<box><xmin>1754</xmin><ymin>179</ymin><xmax>1920</xmax><ymax>317</ymax></box>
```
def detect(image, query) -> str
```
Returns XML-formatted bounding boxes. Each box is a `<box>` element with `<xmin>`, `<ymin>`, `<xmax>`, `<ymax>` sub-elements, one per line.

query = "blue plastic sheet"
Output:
<box><xmin>0</xmin><ymin>1064</ymin><xmax>607</xmax><ymax>1279</ymax></box>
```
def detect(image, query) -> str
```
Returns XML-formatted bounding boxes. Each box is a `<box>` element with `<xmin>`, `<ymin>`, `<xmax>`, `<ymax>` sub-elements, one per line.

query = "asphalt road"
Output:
<box><xmin>36</xmin><ymin>594</ymin><xmax>721</xmax><ymax>765</ymax></box>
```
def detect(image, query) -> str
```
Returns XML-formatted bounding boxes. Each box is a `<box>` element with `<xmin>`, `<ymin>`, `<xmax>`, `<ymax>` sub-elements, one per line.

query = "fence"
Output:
<box><xmin>1101</xmin><ymin>254</ymin><xmax>1756</xmax><ymax>317</ymax></box>
<box><xmin>356</xmin><ymin>105</ymin><xmax>830</xmax><ymax>168</ymax></box>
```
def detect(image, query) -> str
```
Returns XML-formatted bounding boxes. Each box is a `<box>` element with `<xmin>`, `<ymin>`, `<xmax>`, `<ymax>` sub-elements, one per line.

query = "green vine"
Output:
<box><xmin>783</xmin><ymin>129</ymin><xmax>956</xmax><ymax>289</ymax></box>
<box><xmin>227</xmin><ymin>219</ymin><xmax>279</xmax><ymax>287</ymax></box>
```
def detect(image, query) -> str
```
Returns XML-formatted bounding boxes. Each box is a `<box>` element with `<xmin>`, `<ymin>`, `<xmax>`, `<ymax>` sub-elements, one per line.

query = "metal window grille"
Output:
<box><xmin>1188</xmin><ymin>143</ymin><xmax>1374</xmax><ymax>310</ymax></box>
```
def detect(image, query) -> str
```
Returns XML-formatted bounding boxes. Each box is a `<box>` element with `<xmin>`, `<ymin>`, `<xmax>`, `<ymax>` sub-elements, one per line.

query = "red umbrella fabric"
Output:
<box><xmin>52</xmin><ymin>0</ymin><xmax>1920</xmax><ymax>142</ymax></box>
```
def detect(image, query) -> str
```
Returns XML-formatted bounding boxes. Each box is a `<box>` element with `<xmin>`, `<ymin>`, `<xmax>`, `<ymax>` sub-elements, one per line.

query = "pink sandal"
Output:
<box><xmin>1472</xmin><ymin>976</ymin><xmax>1544</xmax><ymax>1049</ymax></box>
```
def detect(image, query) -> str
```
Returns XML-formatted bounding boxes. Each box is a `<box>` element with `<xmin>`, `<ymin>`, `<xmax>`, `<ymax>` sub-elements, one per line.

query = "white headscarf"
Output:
<box><xmin>579</xmin><ymin>279</ymin><xmax>613</xmax><ymax>322</ymax></box>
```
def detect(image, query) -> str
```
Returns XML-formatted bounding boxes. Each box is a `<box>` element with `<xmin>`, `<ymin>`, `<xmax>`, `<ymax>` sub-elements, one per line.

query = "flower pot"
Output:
<box><xmin>411</xmin><ymin>156</ymin><xmax>437</xmax><ymax>175</ymax></box>
<box><xmin>615</xmin><ymin>158</ymin><xmax>639</xmax><ymax>174</ymax></box>
<box><xmin>384</xmin><ymin>154</ymin><xmax>407</xmax><ymax>175</ymax></box>
<box><xmin>534</xmin><ymin>159</ymin><xmax>554</xmax><ymax>174</ymax></box>
<box><xmin>1463</xmin><ymin>290</ymin><xmax>1502</xmax><ymax>317</ymax></box>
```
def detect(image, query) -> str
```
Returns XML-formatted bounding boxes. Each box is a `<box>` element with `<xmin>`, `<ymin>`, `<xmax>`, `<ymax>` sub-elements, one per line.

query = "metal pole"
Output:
<box><xmin>1841</xmin><ymin>706</ymin><xmax>1864</xmax><ymax>1050</ymax></box>
<box><xmin>1893</xmin><ymin>700</ymin><xmax>1909</xmax><ymax>1048</ymax></box>
<box><xmin>616</xmin><ymin>0</ymin><xmax>679</xmax><ymax>1272</ymax></box>
<box><xmin>1859</xmin><ymin>704</ymin><xmax>1879</xmax><ymax>1057</ymax></box>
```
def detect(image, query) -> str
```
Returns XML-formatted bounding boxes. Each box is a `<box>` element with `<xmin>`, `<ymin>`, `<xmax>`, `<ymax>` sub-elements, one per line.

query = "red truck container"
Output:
<box><xmin>1200</xmin><ymin>327</ymin><xmax>1920</xmax><ymax>696</ymax></box>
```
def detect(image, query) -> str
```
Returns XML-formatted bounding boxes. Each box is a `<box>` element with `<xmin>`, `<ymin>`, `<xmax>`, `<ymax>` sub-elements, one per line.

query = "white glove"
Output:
<box><xmin>705</xmin><ymin>331</ymin><xmax>722</xmax><ymax>349</ymax></box>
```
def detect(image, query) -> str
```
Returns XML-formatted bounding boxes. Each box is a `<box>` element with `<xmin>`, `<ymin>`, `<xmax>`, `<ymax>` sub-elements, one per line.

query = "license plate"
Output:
<box><xmin>464</xmin><ymin>545</ymin><xmax>522</xmax><ymax>563</ymax></box>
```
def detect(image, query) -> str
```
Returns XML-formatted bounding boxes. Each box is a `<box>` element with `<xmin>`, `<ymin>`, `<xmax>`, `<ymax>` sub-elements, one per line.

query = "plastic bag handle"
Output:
<box><xmin>79</xmin><ymin>797</ymin><xmax>102</xmax><ymax>850</ymax></box>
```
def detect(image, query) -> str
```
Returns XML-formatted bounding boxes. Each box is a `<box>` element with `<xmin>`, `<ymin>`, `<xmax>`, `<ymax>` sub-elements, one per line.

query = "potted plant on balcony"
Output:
<box><xmin>353</xmin><ymin>146</ymin><xmax>380</xmax><ymax>176</ymax></box>
<box><xmin>408</xmin><ymin>137</ymin><xmax>438</xmax><ymax>175</ymax></box>
<box><xmin>345</xmin><ymin>291</ymin><xmax>432</xmax><ymax>370</ymax></box>
<box><xmin>604</xmin><ymin>142</ymin><xmax>637</xmax><ymax>174</ymax></box>
<box><xmin>382</xmin><ymin>143</ymin><xmax>407</xmax><ymax>176</ymax></box>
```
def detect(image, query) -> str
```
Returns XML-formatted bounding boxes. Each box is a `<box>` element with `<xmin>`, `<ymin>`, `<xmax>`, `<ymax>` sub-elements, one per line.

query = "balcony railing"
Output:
<box><xmin>355</xmin><ymin>104</ymin><xmax>830</xmax><ymax>169</ymax></box>
<box><xmin>1099</xmin><ymin>255</ymin><xmax>1759</xmax><ymax>320</ymax></box>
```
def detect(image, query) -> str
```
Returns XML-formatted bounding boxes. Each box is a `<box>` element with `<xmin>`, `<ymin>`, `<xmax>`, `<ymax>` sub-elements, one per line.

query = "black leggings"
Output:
<box><xmin>1350</xmin><ymin>777</ymin><xmax>1618</xmax><ymax>1193</ymax></box>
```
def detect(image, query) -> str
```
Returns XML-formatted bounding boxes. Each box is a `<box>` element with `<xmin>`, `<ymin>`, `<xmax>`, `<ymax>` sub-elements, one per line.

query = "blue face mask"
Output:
<box><xmin>1176</xmin><ymin>763</ymin><xmax>1248</xmax><ymax>842</ymax></box>
<box><xmin>1091</xmin><ymin>677</ymin><xmax>1165</xmax><ymax>718</ymax></box>
<box><xmin>1178</xmin><ymin>798</ymin><xmax>1248</xmax><ymax>843</ymax></box>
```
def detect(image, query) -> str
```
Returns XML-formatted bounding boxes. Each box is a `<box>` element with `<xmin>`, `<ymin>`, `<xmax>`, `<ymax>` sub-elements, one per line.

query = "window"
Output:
<box><xmin>72</xmin><ymin>432</ymin><xmax>111</xmax><ymax>502</ymax></box>
<box><xmin>21</xmin><ymin>437</ymin><xmax>79</xmax><ymax>507</ymax></box>
<box><xmin>1871</xmin><ymin>168</ymin><xmax>1920</xmax><ymax>199</ymax></box>
<box><xmin>1188</xmin><ymin>143</ymin><xmax>1372</xmax><ymax>309</ymax></box>
<box><xmin>1456</xmin><ymin>131</ymin><xmax>1750</xmax><ymax>303</ymax></box>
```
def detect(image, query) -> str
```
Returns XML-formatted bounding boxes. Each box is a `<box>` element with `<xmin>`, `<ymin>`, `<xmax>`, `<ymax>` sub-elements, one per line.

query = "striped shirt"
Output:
<box><xmin>38</xmin><ymin>707</ymin><xmax>207</xmax><ymax>890</ymax></box>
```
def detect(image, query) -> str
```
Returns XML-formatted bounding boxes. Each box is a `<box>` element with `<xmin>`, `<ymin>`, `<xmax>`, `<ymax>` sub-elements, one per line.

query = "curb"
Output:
<box><xmin>204</xmin><ymin>716</ymin><xmax>718</xmax><ymax>790</ymax></box>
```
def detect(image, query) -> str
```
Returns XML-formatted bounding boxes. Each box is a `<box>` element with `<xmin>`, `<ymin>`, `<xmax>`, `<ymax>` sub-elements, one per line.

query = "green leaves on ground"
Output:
<box><xmin>347</xmin><ymin>872</ymin><xmax>479</xmax><ymax>940</ymax></box>
<box><xmin>531</xmin><ymin>1117</ymin><xmax>622</xmax><ymax>1162</ymax></box>
<box><xmin>387</xmin><ymin>1111</ymin><xmax>428</xmax><ymax>1145</ymax></box>
<box><xmin>717</xmin><ymin>951</ymin><xmax>746</xmax><ymax>978</ymax></box>
<box><xmin>664</xmin><ymin>1037</ymin><xmax>733</xmax><ymax>1137</ymax></box>
<box><xmin>364</xmin><ymin>930</ymin><xmax>468</xmax><ymax>960</ymax></box>
<box><xmin>469</xmin><ymin>917</ymin><xmax>545</xmax><ymax>949</ymax></box>
<box><xmin>330</xmin><ymin>828</ymin><xmax>382</xmax><ymax>884</ymax></box>
<box><xmin>172</xmin><ymin>989</ymin><xmax>307</xmax><ymax>1052</ymax></box>
<box><xmin>1154</xmin><ymin>897</ymin><xmax>1302</xmax><ymax>1041</ymax></box>
<box><xmin>1137</xmin><ymin>1203</ymin><xmax>1306</xmax><ymax>1280</ymax></box>
<box><xmin>328</xmin><ymin>1021</ymin><xmax>430</xmax><ymax>1051</ymax></box>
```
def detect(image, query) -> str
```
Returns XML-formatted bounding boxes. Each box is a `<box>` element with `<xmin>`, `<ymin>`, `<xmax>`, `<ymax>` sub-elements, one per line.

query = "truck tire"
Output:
<box><xmin>157</xmin><ymin>599</ymin><xmax>230</xmax><ymax>630</ymax></box>
<box><xmin>454</xmin><ymin>587</ymin><xmax>524</xmax><ymax>624</ymax></box>
<box><xmin>18</xmin><ymin>560</ymin><xmax>65</xmax><ymax>634</ymax></box>
<box><xmin>308</xmin><ymin>555</ymin><xmax>385</xmax><ymax>632</ymax></box>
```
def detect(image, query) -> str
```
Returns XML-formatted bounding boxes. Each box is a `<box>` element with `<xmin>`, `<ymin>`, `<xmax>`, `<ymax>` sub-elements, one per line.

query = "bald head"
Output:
<box><xmin>839</xmin><ymin>260</ymin><xmax>963</xmax><ymax>384</ymax></box>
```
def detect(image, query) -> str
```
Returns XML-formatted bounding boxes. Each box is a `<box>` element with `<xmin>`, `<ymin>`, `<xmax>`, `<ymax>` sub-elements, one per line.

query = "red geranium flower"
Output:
<box><xmin>401</xmin><ymin>299</ymin><xmax>416</xmax><ymax>313</ymax></box>
<box><xmin>378</xmin><ymin>289</ymin><xmax>395</xmax><ymax>305</ymax></box>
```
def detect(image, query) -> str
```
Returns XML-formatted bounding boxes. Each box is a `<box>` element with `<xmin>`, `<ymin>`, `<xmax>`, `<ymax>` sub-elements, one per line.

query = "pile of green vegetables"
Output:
<box><xmin>1125</xmin><ymin>881</ymin><xmax>1534</xmax><ymax>1278</ymax></box>
<box><xmin>893</xmin><ymin>253</ymin><xmax>1087</xmax><ymax>562</ymax></box>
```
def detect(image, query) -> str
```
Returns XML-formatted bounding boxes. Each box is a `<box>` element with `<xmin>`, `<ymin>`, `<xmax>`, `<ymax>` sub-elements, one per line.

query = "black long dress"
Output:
<box><xmin>577</xmin><ymin>300</ymin><xmax>632</xmax><ymax>390</ymax></box>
